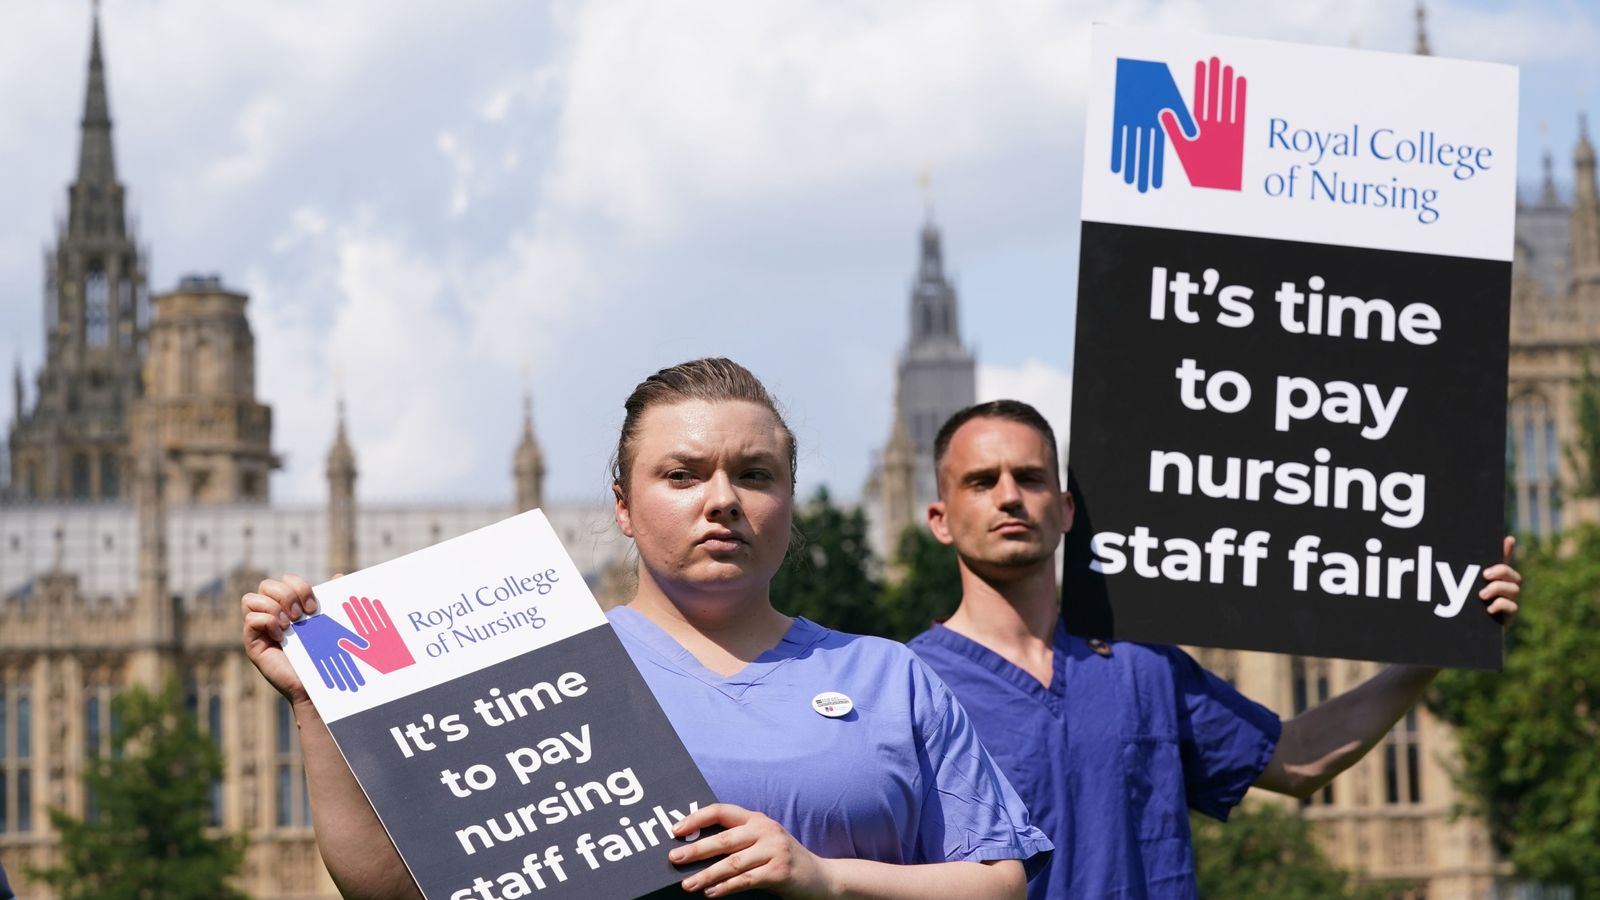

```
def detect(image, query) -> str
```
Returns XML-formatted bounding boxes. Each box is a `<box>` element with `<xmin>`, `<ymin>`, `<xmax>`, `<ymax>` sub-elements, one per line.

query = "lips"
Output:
<box><xmin>696</xmin><ymin>530</ymin><xmax>747</xmax><ymax>552</ymax></box>
<box><xmin>992</xmin><ymin>520</ymin><xmax>1034</xmax><ymax>535</ymax></box>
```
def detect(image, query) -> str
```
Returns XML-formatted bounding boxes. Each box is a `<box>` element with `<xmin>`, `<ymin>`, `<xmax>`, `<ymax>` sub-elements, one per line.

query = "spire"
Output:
<box><xmin>77</xmin><ymin>3</ymin><xmax>116</xmax><ymax>187</ymax></box>
<box><xmin>918</xmin><ymin>218</ymin><xmax>945</xmax><ymax>284</ymax></box>
<box><xmin>513</xmin><ymin>388</ymin><xmax>546</xmax><ymax>513</ymax></box>
<box><xmin>1539</xmin><ymin>151</ymin><xmax>1560</xmax><ymax>207</ymax></box>
<box><xmin>326</xmin><ymin>396</ymin><xmax>358</xmax><ymax>577</ymax></box>
<box><xmin>11</xmin><ymin>356</ymin><xmax>23</xmax><ymax>425</ymax></box>
<box><xmin>327</xmin><ymin>397</ymin><xmax>357</xmax><ymax>477</ymax></box>
<box><xmin>1573</xmin><ymin>113</ymin><xmax>1600</xmax><ymax>284</ymax></box>
<box><xmin>1413</xmin><ymin>1</ymin><xmax>1432</xmax><ymax>56</ymax></box>
<box><xmin>1578</xmin><ymin>113</ymin><xmax>1595</xmax><ymax>169</ymax></box>
<box><xmin>907</xmin><ymin>210</ymin><xmax>963</xmax><ymax>348</ymax></box>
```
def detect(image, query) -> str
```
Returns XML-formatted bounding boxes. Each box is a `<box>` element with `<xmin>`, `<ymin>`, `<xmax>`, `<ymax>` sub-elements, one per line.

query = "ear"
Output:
<box><xmin>1060</xmin><ymin>487</ymin><xmax>1076</xmax><ymax>534</ymax></box>
<box><xmin>927</xmin><ymin>500</ymin><xmax>955</xmax><ymax>546</ymax></box>
<box><xmin>612</xmin><ymin>483</ymin><xmax>635</xmax><ymax>539</ymax></box>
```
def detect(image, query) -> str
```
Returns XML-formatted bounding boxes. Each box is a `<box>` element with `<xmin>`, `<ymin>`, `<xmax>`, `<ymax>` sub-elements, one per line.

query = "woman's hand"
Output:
<box><xmin>671</xmin><ymin>803</ymin><xmax>834</xmax><ymax>899</ymax></box>
<box><xmin>240</xmin><ymin>574</ymin><xmax>323</xmax><ymax>704</ymax></box>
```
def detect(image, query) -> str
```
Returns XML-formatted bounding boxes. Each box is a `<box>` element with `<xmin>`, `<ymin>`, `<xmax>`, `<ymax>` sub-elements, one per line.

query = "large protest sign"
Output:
<box><xmin>282</xmin><ymin>510</ymin><xmax>714</xmax><ymax>899</ymax></box>
<box><xmin>1064</xmin><ymin>26</ymin><xmax>1518</xmax><ymax>669</ymax></box>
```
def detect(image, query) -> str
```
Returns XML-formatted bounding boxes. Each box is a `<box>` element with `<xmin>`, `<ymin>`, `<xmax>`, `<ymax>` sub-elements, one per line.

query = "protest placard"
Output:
<box><xmin>282</xmin><ymin>510</ymin><xmax>714</xmax><ymax>899</ymax></box>
<box><xmin>1064</xmin><ymin>25</ymin><xmax>1518</xmax><ymax>669</ymax></box>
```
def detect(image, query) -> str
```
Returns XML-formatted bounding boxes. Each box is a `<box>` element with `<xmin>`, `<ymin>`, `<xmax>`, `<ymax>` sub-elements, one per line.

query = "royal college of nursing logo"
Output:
<box><xmin>1111</xmin><ymin>56</ymin><xmax>1246</xmax><ymax>193</ymax></box>
<box><xmin>292</xmin><ymin>595</ymin><xmax>418</xmax><ymax>693</ymax></box>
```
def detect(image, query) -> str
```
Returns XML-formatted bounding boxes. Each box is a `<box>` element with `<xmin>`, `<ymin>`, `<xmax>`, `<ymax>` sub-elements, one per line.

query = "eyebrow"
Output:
<box><xmin>959</xmin><ymin>464</ymin><xmax>1052</xmax><ymax>482</ymax></box>
<box><xmin>660</xmin><ymin>449</ymin><xmax>784</xmax><ymax>468</ymax></box>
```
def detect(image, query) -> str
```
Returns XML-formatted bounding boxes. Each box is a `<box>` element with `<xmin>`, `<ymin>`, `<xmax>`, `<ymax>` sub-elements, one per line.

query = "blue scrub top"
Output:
<box><xmin>608</xmin><ymin>606</ymin><xmax>1052</xmax><ymax>874</ymax></box>
<box><xmin>910</xmin><ymin>619</ymin><xmax>1281</xmax><ymax>900</ymax></box>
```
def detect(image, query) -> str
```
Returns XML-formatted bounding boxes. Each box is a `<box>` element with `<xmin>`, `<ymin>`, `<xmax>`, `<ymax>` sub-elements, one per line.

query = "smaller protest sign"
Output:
<box><xmin>282</xmin><ymin>510</ymin><xmax>714</xmax><ymax>900</ymax></box>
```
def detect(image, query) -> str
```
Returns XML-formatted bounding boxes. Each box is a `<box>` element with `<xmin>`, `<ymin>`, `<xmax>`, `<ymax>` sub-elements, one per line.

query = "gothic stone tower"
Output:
<box><xmin>894</xmin><ymin>216</ymin><xmax>977</xmax><ymax>502</ymax></box>
<box><xmin>513</xmin><ymin>391</ymin><xmax>546</xmax><ymax>513</ymax></box>
<box><xmin>8</xmin><ymin>11</ymin><xmax>149</xmax><ymax>501</ymax></box>
<box><xmin>327</xmin><ymin>399</ymin><xmax>358</xmax><ymax>577</ymax></box>
<box><xmin>130</xmin><ymin>275</ymin><xmax>278</xmax><ymax>504</ymax></box>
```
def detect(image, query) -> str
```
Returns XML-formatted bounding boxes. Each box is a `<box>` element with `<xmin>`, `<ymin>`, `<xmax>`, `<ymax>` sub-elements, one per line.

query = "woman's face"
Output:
<box><xmin>615</xmin><ymin>399</ymin><xmax>794</xmax><ymax>598</ymax></box>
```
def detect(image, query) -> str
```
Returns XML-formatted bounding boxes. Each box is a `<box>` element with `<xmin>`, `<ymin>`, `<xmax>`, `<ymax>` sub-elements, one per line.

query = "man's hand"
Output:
<box><xmin>1480</xmin><ymin>535</ymin><xmax>1521</xmax><ymax>623</ymax></box>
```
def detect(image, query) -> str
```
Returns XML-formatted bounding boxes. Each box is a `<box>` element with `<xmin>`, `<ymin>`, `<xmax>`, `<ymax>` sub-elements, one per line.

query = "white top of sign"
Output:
<box><xmin>284</xmin><ymin>509</ymin><xmax>609</xmax><ymax>723</ymax></box>
<box><xmin>1081</xmin><ymin>25</ymin><xmax>1518</xmax><ymax>262</ymax></box>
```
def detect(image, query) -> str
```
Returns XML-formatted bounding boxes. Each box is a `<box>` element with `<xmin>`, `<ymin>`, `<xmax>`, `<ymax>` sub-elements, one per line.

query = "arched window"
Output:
<box><xmin>1</xmin><ymin>677</ymin><xmax>34</xmax><ymax>833</ymax></box>
<box><xmin>1383</xmin><ymin>709</ymin><xmax>1423</xmax><ymax>805</ymax></box>
<box><xmin>101</xmin><ymin>451</ymin><xmax>119</xmax><ymax>499</ymax></box>
<box><xmin>86</xmin><ymin>268</ymin><xmax>110</xmax><ymax>346</ymax></box>
<box><xmin>118</xmin><ymin>278</ymin><xmax>135</xmax><ymax>349</ymax></box>
<box><xmin>1509</xmin><ymin>393</ymin><xmax>1560</xmax><ymax>537</ymax></box>
<box><xmin>72</xmin><ymin>453</ymin><xmax>92</xmax><ymax>499</ymax></box>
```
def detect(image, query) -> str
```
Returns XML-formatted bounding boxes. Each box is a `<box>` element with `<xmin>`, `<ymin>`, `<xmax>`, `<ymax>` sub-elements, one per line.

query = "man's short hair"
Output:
<box><xmin>933</xmin><ymin>399</ymin><xmax>1062</xmax><ymax>483</ymax></box>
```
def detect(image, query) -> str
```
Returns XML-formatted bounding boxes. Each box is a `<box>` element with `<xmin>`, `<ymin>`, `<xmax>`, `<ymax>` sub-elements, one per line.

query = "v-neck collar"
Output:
<box><xmin>918</xmin><ymin>619</ymin><xmax>1072</xmax><ymax>716</ymax></box>
<box><xmin>609</xmin><ymin>606</ymin><xmax>827</xmax><ymax>700</ymax></box>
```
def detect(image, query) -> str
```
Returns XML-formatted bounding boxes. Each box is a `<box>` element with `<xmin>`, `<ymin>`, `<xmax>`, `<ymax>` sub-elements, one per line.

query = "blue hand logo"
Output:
<box><xmin>1111</xmin><ymin>58</ymin><xmax>1198</xmax><ymax>193</ymax></box>
<box><xmin>292</xmin><ymin>615</ymin><xmax>372</xmax><ymax>692</ymax></box>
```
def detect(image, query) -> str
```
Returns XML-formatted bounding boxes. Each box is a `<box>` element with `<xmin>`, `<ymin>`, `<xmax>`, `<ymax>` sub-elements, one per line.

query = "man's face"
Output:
<box><xmin>929</xmin><ymin>417</ymin><xmax>1073</xmax><ymax>578</ymax></box>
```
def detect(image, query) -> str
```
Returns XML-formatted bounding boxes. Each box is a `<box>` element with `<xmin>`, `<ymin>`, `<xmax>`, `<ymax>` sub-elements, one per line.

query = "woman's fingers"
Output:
<box><xmin>678</xmin><ymin>819</ymin><xmax>795</xmax><ymax>896</ymax></box>
<box><xmin>672</xmin><ymin>803</ymin><xmax>749</xmax><ymax>839</ymax></box>
<box><xmin>670</xmin><ymin>821</ymin><xmax>756</xmax><ymax>866</ymax></box>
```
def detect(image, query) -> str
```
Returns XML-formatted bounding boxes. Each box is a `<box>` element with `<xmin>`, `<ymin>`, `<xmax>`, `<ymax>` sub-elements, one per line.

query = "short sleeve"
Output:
<box><xmin>1164</xmin><ymin>646</ymin><xmax>1282</xmax><ymax>821</ymax></box>
<box><xmin>909</xmin><ymin>659</ymin><xmax>1054</xmax><ymax>877</ymax></box>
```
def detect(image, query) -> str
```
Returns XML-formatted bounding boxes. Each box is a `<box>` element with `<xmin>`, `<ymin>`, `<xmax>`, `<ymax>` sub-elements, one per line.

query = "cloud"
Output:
<box><xmin>436</xmin><ymin>131</ymin><xmax>475</xmax><ymax>218</ymax></box>
<box><xmin>4</xmin><ymin>0</ymin><xmax>1593</xmax><ymax>507</ymax></box>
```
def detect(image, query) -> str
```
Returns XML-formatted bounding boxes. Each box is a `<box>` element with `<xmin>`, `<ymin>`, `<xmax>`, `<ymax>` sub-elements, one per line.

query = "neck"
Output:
<box><xmin>626</xmin><ymin>564</ymin><xmax>792</xmax><ymax>664</ymax></box>
<box><xmin>942</xmin><ymin>555</ymin><xmax>1059</xmax><ymax>654</ymax></box>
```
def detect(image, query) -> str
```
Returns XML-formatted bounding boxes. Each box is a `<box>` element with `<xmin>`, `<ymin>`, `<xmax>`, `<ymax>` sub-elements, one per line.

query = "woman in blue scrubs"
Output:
<box><xmin>242</xmin><ymin>357</ymin><xmax>1047</xmax><ymax>899</ymax></box>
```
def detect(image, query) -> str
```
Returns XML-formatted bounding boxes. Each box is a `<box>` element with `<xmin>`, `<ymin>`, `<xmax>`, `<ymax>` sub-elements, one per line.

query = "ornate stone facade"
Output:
<box><xmin>0</xmin><ymin>12</ymin><xmax>623</xmax><ymax>898</ymax></box>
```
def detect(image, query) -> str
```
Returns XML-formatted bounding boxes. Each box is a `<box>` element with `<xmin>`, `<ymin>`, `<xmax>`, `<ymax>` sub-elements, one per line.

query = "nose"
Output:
<box><xmin>705</xmin><ymin>470</ymin><xmax>742</xmax><ymax>521</ymax></box>
<box><xmin>993</xmin><ymin>471</ymin><xmax>1023</xmax><ymax>509</ymax></box>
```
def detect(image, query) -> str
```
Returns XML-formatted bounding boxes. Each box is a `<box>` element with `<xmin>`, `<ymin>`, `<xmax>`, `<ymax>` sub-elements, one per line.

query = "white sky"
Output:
<box><xmin>2</xmin><ymin>0</ymin><xmax>1596</xmax><ymax>506</ymax></box>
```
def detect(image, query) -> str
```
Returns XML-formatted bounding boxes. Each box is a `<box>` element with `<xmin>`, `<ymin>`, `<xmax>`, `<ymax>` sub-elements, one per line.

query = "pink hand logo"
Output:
<box><xmin>337</xmin><ymin>595</ymin><xmax>416</xmax><ymax>674</ymax></box>
<box><xmin>1160</xmin><ymin>56</ymin><xmax>1246</xmax><ymax>191</ymax></box>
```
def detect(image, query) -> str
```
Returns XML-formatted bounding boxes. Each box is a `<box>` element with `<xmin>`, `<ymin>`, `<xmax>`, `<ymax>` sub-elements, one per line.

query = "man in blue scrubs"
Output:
<box><xmin>908</xmin><ymin>400</ymin><xmax>1522</xmax><ymax>899</ymax></box>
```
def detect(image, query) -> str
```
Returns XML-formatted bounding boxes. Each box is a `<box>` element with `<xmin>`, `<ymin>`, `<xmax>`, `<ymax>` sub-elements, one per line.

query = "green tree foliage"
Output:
<box><xmin>1191</xmin><ymin>805</ymin><xmax>1396</xmax><ymax>900</ymax></box>
<box><xmin>30</xmin><ymin>679</ymin><xmax>247</xmax><ymax>900</ymax></box>
<box><xmin>878</xmin><ymin>525</ymin><xmax>964</xmax><ymax>641</ymax></box>
<box><xmin>770</xmin><ymin>490</ymin><xmax>964</xmax><ymax>641</ymax></box>
<box><xmin>1429</xmin><ymin>528</ymin><xmax>1600</xmax><ymax>898</ymax></box>
<box><xmin>771</xmin><ymin>486</ymin><xmax>885</xmax><ymax>635</ymax></box>
<box><xmin>1566</xmin><ymin>358</ymin><xmax>1600</xmax><ymax>499</ymax></box>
